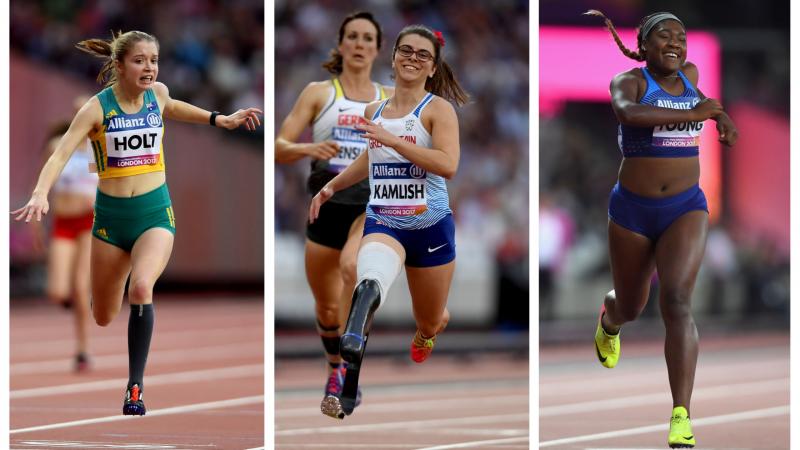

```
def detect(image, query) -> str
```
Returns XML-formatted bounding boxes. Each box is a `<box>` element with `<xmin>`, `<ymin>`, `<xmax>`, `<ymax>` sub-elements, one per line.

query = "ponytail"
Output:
<box><xmin>427</xmin><ymin>59</ymin><xmax>468</xmax><ymax>106</ymax></box>
<box><xmin>584</xmin><ymin>9</ymin><xmax>645</xmax><ymax>62</ymax></box>
<box><xmin>76</xmin><ymin>33</ymin><xmax>117</xmax><ymax>85</ymax></box>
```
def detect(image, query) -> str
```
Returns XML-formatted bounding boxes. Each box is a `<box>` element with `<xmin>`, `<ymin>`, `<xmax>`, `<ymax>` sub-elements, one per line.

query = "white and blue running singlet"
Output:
<box><xmin>366</xmin><ymin>92</ymin><xmax>451</xmax><ymax>230</ymax></box>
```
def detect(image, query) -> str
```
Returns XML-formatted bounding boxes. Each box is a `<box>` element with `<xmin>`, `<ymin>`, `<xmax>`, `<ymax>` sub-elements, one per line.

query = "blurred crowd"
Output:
<box><xmin>10</xmin><ymin>0</ymin><xmax>264</xmax><ymax>121</ymax></box>
<box><xmin>539</xmin><ymin>0</ymin><xmax>790</xmax><ymax>323</ymax></box>
<box><xmin>275</xmin><ymin>0</ymin><xmax>530</xmax><ymax>325</ymax></box>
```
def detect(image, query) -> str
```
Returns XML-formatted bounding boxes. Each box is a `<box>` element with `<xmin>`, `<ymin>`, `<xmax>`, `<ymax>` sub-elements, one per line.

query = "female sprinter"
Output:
<box><xmin>12</xmin><ymin>30</ymin><xmax>262</xmax><ymax>416</ymax></box>
<box><xmin>586</xmin><ymin>10</ymin><xmax>738</xmax><ymax>448</ymax></box>
<box><xmin>33</xmin><ymin>103</ymin><xmax>98</xmax><ymax>372</ymax></box>
<box><xmin>275</xmin><ymin>11</ymin><xmax>391</xmax><ymax>418</ymax></box>
<box><xmin>309</xmin><ymin>24</ymin><xmax>468</xmax><ymax>418</ymax></box>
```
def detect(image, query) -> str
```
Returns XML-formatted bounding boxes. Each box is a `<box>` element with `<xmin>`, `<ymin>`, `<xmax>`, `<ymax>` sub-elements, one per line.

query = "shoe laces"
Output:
<box><xmin>326</xmin><ymin>367</ymin><xmax>343</xmax><ymax>395</ymax></box>
<box><xmin>128</xmin><ymin>385</ymin><xmax>140</xmax><ymax>402</ymax></box>
<box><xmin>413</xmin><ymin>330</ymin><xmax>435</xmax><ymax>349</ymax></box>
<box><xmin>671</xmin><ymin>414</ymin><xmax>690</xmax><ymax>428</ymax></box>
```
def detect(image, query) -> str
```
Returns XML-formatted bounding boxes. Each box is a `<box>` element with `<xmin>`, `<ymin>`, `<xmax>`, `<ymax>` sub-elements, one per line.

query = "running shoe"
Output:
<box><xmin>122</xmin><ymin>384</ymin><xmax>146</xmax><ymax>416</ymax></box>
<box><xmin>74</xmin><ymin>352</ymin><xmax>90</xmax><ymax>373</ymax></box>
<box><xmin>320</xmin><ymin>364</ymin><xmax>362</xmax><ymax>419</ymax></box>
<box><xmin>668</xmin><ymin>406</ymin><xmax>695</xmax><ymax>448</ymax></box>
<box><xmin>594</xmin><ymin>305</ymin><xmax>620</xmax><ymax>368</ymax></box>
<box><xmin>410</xmin><ymin>330</ymin><xmax>436</xmax><ymax>363</ymax></box>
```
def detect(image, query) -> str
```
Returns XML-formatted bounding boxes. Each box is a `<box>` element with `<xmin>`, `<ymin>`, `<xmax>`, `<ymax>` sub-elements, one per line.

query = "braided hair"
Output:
<box><xmin>584</xmin><ymin>10</ymin><xmax>678</xmax><ymax>62</ymax></box>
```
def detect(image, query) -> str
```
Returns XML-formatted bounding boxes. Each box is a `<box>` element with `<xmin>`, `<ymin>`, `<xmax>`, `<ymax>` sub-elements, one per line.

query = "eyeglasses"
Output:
<box><xmin>395</xmin><ymin>45</ymin><xmax>434</xmax><ymax>62</ymax></box>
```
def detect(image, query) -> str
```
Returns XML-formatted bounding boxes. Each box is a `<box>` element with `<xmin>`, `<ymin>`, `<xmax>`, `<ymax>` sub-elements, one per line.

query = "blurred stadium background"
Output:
<box><xmin>274</xmin><ymin>0</ymin><xmax>530</xmax><ymax>360</ymax></box>
<box><xmin>10</xmin><ymin>0</ymin><xmax>265</xmax><ymax>291</ymax></box>
<box><xmin>539</xmin><ymin>0</ymin><xmax>789</xmax><ymax>339</ymax></box>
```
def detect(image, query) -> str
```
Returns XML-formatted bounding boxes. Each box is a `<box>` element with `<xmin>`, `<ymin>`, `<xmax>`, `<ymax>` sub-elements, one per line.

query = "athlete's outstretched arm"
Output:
<box><xmin>357</xmin><ymin>98</ymin><xmax>460</xmax><ymax>179</ymax></box>
<box><xmin>308</xmin><ymin>151</ymin><xmax>369</xmax><ymax>223</ymax></box>
<box><xmin>155</xmin><ymin>82</ymin><xmax>262</xmax><ymax>131</ymax></box>
<box><xmin>11</xmin><ymin>99</ymin><xmax>100</xmax><ymax>222</ymax></box>
<box><xmin>275</xmin><ymin>82</ymin><xmax>339</xmax><ymax>163</ymax></box>
<box><xmin>610</xmin><ymin>71</ymin><xmax>723</xmax><ymax>128</ymax></box>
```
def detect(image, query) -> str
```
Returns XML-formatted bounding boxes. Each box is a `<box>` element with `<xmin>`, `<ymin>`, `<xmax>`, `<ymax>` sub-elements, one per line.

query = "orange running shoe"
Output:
<box><xmin>410</xmin><ymin>330</ymin><xmax>436</xmax><ymax>363</ymax></box>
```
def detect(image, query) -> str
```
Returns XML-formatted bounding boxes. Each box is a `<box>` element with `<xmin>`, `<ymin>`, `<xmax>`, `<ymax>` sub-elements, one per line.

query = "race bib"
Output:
<box><xmin>104</xmin><ymin>112</ymin><xmax>163</xmax><ymax>168</ymax></box>
<box><xmin>370</xmin><ymin>162</ymin><xmax>427</xmax><ymax>216</ymax></box>
<box><xmin>327</xmin><ymin>126</ymin><xmax>367</xmax><ymax>173</ymax></box>
<box><xmin>652</xmin><ymin>98</ymin><xmax>702</xmax><ymax>148</ymax></box>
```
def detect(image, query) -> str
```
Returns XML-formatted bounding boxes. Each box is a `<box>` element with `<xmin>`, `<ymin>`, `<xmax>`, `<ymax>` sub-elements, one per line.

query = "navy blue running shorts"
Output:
<box><xmin>363</xmin><ymin>214</ymin><xmax>456</xmax><ymax>268</ymax></box>
<box><xmin>608</xmin><ymin>182</ymin><xmax>708</xmax><ymax>241</ymax></box>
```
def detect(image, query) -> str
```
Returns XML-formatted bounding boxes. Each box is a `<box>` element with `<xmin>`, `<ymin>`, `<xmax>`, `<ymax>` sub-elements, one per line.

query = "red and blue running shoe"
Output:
<box><xmin>122</xmin><ymin>384</ymin><xmax>146</xmax><ymax>416</ymax></box>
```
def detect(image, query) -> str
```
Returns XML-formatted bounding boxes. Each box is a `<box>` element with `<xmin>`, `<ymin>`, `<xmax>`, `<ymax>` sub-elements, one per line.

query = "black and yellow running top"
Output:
<box><xmin>88</xmin><ymin>87</ymin><xmax>165</xmax><ymax>179</ymax></box>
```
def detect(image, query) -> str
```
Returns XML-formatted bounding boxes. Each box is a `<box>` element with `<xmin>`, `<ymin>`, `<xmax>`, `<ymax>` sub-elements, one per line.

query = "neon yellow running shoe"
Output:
<box><xmin>594</xmin><ymin>305</ymin><xmax>620</xmax><ymax>368</ymax></box>
<box><xmin>668</xmin><ymin>406</ymin><xmax>696</xmax><ymax>448</ymax></box>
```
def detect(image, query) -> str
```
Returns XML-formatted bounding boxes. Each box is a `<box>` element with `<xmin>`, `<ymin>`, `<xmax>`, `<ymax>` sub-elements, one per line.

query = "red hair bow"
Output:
<box><xmin>433</xmin><ymin>30</ymin><xmax>445</xmax><ymax>47</ymax></box>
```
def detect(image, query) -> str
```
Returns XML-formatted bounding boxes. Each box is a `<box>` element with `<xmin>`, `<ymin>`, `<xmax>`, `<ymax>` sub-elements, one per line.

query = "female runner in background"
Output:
<box><xmin>33</xmin><ymin>96</ymin><xmax>98</xmax><ymax>372</ymax></box>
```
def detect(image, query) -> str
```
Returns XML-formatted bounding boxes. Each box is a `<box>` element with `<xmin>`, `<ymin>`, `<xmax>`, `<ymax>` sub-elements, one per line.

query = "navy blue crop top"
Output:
<box><xmin>617</xmin><ymin>67</ymin><xmax>703</xmax><ymax>158</ymax></box>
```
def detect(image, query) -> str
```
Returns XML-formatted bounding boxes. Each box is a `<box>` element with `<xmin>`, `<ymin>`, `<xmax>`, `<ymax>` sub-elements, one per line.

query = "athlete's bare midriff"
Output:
<box><xmin>618</xmin><ymin>156</ymin><xmax>700</xmax><ymax>198</ymax></box>
<box><xmin>97</xmin><ymin>171</ymin><xmax>166</xmax><ymax>197</ymax></box>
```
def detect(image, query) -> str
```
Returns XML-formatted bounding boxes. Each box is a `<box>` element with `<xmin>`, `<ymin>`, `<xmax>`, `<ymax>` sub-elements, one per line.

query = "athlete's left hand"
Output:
<box><xmin>219</xmin><ymin>108</ymin><xmax>263</xmax><ymax>131</ymax></box>
<box><xmin>356</xmin><ymin>119</ymin><xmax>401</xmax><ymax>149</ymax></box>
<box><xmin>715</xmin><ymin>114</ymin><xmax>738</xmax><ymax>146</ymax></box>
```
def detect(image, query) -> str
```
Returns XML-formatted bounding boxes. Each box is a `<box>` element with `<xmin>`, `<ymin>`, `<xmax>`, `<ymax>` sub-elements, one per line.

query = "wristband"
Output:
<box><xmin>209</xmin><ymin>111</ymin><xmax>220</xmax><ymax>127</ymax></box>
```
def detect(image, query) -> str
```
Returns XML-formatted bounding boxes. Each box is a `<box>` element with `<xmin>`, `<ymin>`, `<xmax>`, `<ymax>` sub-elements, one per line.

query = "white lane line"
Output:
<box><xmin>11</xmin><ymin>342</ymin><xmax>263</xmax><ymax>375</ymax></box>
<box><xmin>11</xmin><ymin>364</ymin><xmax>262</xmax><ymax>399</ymax></box>
<box><xmin>10</xmin><ymin>395</ymin><xmax>264</xmax><ymax>434</ymax></box>
<box><xmin>276</xmin><ymin>413</ymin><xmax>528</xmax><ymax>436</ymax></box>
<box><xmin>414</xmin><ymin>436</ymin><xmax>529</xmax><ymax>450</ymax></box>
<box><xmin>541</xmin><ymin>378</ymin><xmax>788</xmax><ymax>416</ymax></box>
<box><xmin>539</xmin><ymin>405</ymin><xmax>789</xmax><ymax>447</ymax></box>
<box><xmin>277</xmin><ymin>394</ymin><xmax>527</xmax><ymax>418</ymax></box>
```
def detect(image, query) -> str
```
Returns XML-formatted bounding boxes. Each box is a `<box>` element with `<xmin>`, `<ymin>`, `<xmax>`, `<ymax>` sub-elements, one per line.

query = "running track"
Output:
<box><xmin>539</xmin><ymin>331</ymin><xmax>789</xmax><ymax>449</ymax></box>
<box><xmin>275</xmin><ymin>353</ymin><xmax>530</xmax><ymax>449</ymax></box>
<box><xmin>10</xmin><ymin>296</ymin><xmax>264</xmax><ymax>450</ymax></box>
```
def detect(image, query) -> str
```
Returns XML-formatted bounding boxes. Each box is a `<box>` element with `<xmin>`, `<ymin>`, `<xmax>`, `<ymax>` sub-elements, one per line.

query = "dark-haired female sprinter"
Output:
<box><xmin>310</xmin><ymin>25</ymin><xmax>468</xmax><ymax>418</ymax></box>
<box><xmin>12</xmin><ymin>30</ymin><xmax>261</xmax><ymax>416</ymax></box>
<box><xmin>275</xmin><ymin>11</ymin><xmax>392</xmax><ymax>418</ymax></box>
<box><xmin>586</xmin><ymin>10</ymin><xmax>737</xmax><ymax>448</ymax></box>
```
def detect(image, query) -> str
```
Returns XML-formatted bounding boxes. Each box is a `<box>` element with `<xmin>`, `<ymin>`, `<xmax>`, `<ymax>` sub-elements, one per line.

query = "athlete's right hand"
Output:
<box><xmin>11</xmin><ymin>193</ymin><xmax>49</xmax><ymax>223</ymax></box>
<box><xmin>308</xmin><ymin>185</ymin><xmax>334</xmax><ymax>224</ymax></box>
<box><xmin>691</xmin><ymin>98</ymin><xmax>724</xmax><ymax>121</ymax></box>
<box><xmin>304</xmin><ymin>141</ymin><xmax>339</xmax><ymax>160</ymax></box>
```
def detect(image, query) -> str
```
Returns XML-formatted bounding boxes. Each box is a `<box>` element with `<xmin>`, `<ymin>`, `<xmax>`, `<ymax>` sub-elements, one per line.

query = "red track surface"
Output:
<box><xmin>10</xmin><ymin>297</ymin><xmax>264</xmax><ymax>450</ymax></box>
<box><xmin>539</xmin><ymin>331</ymin><xmax>789</xmax><ymax>449</ymax></box>
<box><xmin>275</xmin><ymin>353</ymin><xmax>530</xmax><ymax>450</ymax></box>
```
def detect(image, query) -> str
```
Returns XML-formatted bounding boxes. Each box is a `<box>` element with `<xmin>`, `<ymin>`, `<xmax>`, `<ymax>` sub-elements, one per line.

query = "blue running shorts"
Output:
<box><xmin>608</xmin><ymin>182</ymin><xmax>708</xmax><ymax>241</ymax></box>
<box><xmin>363</xmin><ymin>214</ymin><xmax>455</xmax><ymax>268</ymax></box>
